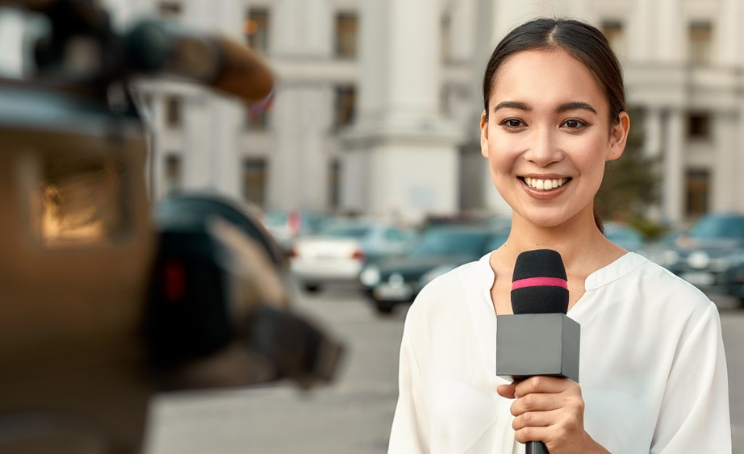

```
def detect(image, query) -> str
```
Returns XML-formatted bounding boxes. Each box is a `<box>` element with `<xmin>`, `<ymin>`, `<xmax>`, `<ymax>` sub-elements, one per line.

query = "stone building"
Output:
<box><xmin>103</xmin><ymin>0</ymin><xmax>744</xmax><ymax>225</ymax></box>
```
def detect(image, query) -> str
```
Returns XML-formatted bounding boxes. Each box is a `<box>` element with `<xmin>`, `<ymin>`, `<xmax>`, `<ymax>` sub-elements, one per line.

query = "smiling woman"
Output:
<box><xmin>387</xmin><ymin>17</ymin><xmax>731</xmax><ymax>454</ymax></box>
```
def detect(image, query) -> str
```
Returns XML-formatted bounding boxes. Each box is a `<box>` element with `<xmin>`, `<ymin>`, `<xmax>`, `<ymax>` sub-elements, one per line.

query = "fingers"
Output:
<box><xmin>514</xmin><ymin>376</ymin><xmax>578</xmax><ymax>398</ymax></box>
<box><xmin>512</xmin><ymin>409</ymin><xmax>585</xmax><ymax>446</ymax></box>
<box><xmin>498</xmin><ymin>377</ymin><xmax>590</xmax><ymax>453</ymax></box>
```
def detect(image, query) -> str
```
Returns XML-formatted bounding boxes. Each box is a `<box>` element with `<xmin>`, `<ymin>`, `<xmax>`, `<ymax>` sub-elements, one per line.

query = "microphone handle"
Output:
<box><xmin>526</xmin><ymin>441</ymin><xmax>548</xmax><ymax>454</ymax></box>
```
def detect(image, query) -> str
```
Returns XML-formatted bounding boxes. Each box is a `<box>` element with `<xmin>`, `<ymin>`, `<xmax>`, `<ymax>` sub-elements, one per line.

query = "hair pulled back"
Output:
<box><xmin>483</xmin><ymin>18</ymin><xmax>625</xmax><ymax>233</ymax></box>
<box><xmin>483</xmin><ymin>18</ymin><xmax>625</xmax><ymax>125</ymax></box>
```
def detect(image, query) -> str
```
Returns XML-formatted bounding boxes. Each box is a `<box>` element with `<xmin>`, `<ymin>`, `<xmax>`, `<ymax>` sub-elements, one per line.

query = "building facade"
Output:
<box><xmin>106</xmin><ymin>0</ymin><xmax>744</xmax><ymax>225</ymax></box>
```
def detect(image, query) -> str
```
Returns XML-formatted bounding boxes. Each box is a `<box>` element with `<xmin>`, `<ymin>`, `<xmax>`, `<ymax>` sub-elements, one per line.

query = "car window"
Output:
<box><xmin>483</xmin><ymin>233</ymin><xmax>509</xmax><ymax>252</ymax></box>
<box><xmin>384</xmin><ymin>228</ymin><xmax>407</xmax><ymax>242</ymax></box>
<box><xmin>263</xmin><ymin>210</ymin><xmax>287</xmax><ymax>228</ymax></box>
<box><xmin>688</xmin><ymin>215</ymin><xmax>744</xmax><ymax>241</ymax></box>
<box><xmin>322</xmin><ymin>225</ymin><xmax>371</xmax><ymax>239</ymax></box>
<box><xmin>410</xmin><ymin>231</ymin><xmax>489</xmax><ymax>257</ymax></box>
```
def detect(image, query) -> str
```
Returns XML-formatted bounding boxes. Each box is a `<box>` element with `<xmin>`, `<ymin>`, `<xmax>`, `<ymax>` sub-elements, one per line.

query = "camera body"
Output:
<box><xmin>0</xmin><ymin>2</ymin><xmax>342</xmax><ymax>453</ymax></box>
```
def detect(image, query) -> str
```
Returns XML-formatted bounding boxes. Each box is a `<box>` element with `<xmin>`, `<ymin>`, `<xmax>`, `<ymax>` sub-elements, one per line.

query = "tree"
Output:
<box><xmin>596</xmin><ymin>108</ymin><xmax>661</xmax><ymax>226</ymax></box>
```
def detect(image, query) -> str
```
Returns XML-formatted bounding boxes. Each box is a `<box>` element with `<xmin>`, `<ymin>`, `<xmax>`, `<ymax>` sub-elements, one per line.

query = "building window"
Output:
<box><xmin>165</xmin><ymin>95</ymin><xmax>182</xmax><ymax>129</ymax></box>
<box><xmin>245</xmin><ymin>8</ymin><xmax>270</xmax><ymax>54</ymax></box>
<box><xmin>334</xmin><ymin>12</ymin><xmax>358</xmax><ymax>59</ymax></box>
<box><xmin>685</xmin><ymin>168</ymin><xmax>710</xmax><ymax>217</ymax></box>
<box><xmin>601</xmin><ymin>20</ymin><xmax>625</xmax><ymax>60</ymax></box>
<box><xmin>334</xmin><ymin>85</ymin><xmax>356</xmax><ymax>129</ymax></box>
<box><xmin>687</xmin><ymin>112</ymin><xmax>711</xmax><ymax>140</ymax></box>
<box><xmin>164</xmin><ymin>154</ymin><xmax>182</xmax><ymax>196</ymax></box>
<box><xmin>329</xmin><ymin>159</ymin><xmax>341</xmax><ymax>210</ymax></box>
<box><xmin>158</xmin><ymin>1</ymin><xmax>181</xmax><ymax>19</ymax></box>
<box><xmin>242</xmin><ymin>159</ymin><xmax>267</xmax><ymax>206</ymax></box>
<box><xmin>689</xmin><ymin>22</ymin><xmax>713</xmax><ymax>66</ymax></box>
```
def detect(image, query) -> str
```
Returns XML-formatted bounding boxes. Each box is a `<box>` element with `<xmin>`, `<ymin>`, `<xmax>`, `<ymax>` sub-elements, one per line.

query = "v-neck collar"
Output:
<box><xmin>478</xmin><ymin>251</ymin><xmax>648</xmax><ymax>314</ymax></box>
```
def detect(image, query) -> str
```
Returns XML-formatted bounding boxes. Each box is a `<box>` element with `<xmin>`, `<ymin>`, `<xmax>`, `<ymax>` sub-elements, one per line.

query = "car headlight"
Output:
<box><xmin>729</xmin><ymin>252</ymin><xmax>744</xmax><ymax>267</ymax></box>
<box><xmin>420</xmin><ymin>264</ymin><xmax>456</xmax><ymax>287</ymax></box>
<box><xmin>360</xmin><ymin>266</ymin><xmax>381</xmax><ymax>286</ymax></box>
<box><xmin>710</xmin><ymin>256</ymin><xmax>731</xmax><ymax>272</ymax></box>
<box><xmin>661</xmin><ymin>250</ymin><xmax>680</xmax><ymax>267</ymax></box>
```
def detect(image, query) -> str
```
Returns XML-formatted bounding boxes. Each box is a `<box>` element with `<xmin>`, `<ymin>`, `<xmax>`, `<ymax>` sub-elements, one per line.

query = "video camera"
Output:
<box><xmin>0</xmin><ymin>1</ymin><xmax>343</xmax><ymax>453</ymax></box>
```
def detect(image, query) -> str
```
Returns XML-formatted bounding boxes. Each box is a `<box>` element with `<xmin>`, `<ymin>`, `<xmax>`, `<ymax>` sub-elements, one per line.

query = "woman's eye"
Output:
<box><xmin>562</xmin><ymin>119</ymin><xmax>586</xmax><ymax>129</ymax></box>
<box><xmin>502</xmin><ymin>119</ymin><xmax>525</xmax><ymax>128</ymax></box>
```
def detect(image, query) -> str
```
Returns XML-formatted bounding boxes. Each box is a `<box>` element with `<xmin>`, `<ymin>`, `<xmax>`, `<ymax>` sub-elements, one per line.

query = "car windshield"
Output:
<box><xmin>264</xmin><ymin>211</ymin><xmax>287</xmax><ymax>226</ymax></box>
<box><xmin>410</xmin><ymin>230</ymin><xmax>489</xmax><ymax>258</ymax></box>
<box><xmin>688</xmin><ymin>215</ymin><xmax>744</xmax><ymax>241</ymax></box>
<box><xmin>322</xmin><ymin>224</ymin><xmax>371</xmax><ymax>239</ymax></box>
<box><xmin>605</xmin><ymin>226</ymin><xmax>641</xmax><ymax>242</ymax></box>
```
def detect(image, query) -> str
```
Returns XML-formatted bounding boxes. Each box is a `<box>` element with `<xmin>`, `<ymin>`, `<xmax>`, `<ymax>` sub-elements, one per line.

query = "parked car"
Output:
<box><xmin>262</xmin><ymin>209</ymin><xmax>333</xmax><ymax>255</ymax></box>
<box><xmin>359</xmin><ymin>225</ymin><xmax>510</xmax><ymax>314</ymax></box>
<box><xmin>290</xmin><ymin>219</ymin><xmax>417</xmax><ymax>292</ymax></box>
<box><xmin>645</xmin><ymin>212</ymin><xmax>744</xmax><ymax>304</ymax></box>
<box><xmin>604</xmin><ymin>222</ymin><xmax>644</xmax><ymax>251</ymax></box>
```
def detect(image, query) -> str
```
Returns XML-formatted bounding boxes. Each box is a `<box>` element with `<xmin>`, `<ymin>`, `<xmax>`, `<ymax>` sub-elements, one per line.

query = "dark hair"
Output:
<box><xmin>483</xmin><ymin>18</ymin><xmax>625</xmax><ymax>126</ymax></box>
<box><xmin>483</xmin><ymin>18</ymin><xmax>624</xmax><ymax>233</ymax></box>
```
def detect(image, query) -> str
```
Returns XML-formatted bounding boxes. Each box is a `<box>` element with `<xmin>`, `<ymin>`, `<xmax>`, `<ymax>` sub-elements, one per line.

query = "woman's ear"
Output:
<box><xmin>607</xmin><ymin>111</ymin><xmax>630</xmax><ymax>161</ymax></box>
<box><xmin>480</xmin><ymin>111</ymin><xmax>489</xmax><ymax>158</ymax></box>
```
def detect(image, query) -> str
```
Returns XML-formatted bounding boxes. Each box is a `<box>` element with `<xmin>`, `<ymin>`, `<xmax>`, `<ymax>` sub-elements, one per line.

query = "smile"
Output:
<box><xmin>521</xmin><ymin>177</ymin><xmax>571</xmax><ymax>191</ymax></box>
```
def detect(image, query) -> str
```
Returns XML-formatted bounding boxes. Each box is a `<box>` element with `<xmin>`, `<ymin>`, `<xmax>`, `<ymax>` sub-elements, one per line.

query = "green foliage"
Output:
<box><xmin>596</xmin><ymin>108</ymin><xmax>661</xmax><ymax>225</ymax></box>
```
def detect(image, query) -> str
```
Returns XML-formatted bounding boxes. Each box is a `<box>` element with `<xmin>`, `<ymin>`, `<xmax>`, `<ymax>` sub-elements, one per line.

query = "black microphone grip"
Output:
<box><xmin>527</xmin><ymin>441</ymin><xmax>548</xmax><ymax>454</ymax></box>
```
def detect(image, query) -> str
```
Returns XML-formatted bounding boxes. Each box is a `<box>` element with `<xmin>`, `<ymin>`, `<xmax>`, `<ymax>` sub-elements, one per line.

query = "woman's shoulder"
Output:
<box><xmin>610</xmin><ymin>252</ymin><xmax>717</xmax><ymax>315</ymax></box>
<box><xmin>406</xmin><ymin>258</ymin><xmax>490</xmax><ymax>321</ymax></box>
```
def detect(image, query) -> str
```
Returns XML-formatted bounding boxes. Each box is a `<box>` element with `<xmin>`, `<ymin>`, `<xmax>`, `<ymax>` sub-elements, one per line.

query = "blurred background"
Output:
<box><xmin>2</xmin><ymin>0</ymin><xmax>744</xmax><ymax>452</ymax></box>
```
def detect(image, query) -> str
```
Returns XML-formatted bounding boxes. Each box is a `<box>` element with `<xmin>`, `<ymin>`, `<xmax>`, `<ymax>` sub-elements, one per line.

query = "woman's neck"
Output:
<box><xmin>499</xmin><ymin>209</ymin><xmax>623</xmax><ymax>277</ymax></box>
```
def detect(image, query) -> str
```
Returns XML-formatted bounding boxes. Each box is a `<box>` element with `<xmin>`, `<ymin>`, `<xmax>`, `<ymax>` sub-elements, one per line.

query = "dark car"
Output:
<box><xmin>359</xmin><ymin>226</ymin><xmax>509</xmax><ymax>314</ymax></box>
<box><xmin>604</xmin><ymin>222</ymin><xmax>644</xmax><ymax>252</ymax></box>
<box><xmin>647</xmin><ymin>212</ymin><xmax>744</xmax><ymax>304</ymax></box>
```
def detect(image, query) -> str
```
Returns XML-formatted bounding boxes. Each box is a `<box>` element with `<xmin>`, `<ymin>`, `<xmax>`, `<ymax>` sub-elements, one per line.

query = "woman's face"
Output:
<box><xmin>480</xmin><ymin>49</ymin><xmax>629</xmax><ymax>229</ymax></box>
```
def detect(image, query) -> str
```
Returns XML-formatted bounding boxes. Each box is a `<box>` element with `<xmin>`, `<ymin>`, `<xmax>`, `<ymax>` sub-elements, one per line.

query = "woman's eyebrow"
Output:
<box><xmin>493</xmin><ymin>101</ymin><xmax>531</xmax><ymax>112</ymax></box>
<box><xmin>556</xmin><ymin>102</ymin><xmax>597</xmax><ymax>114</ymax></box>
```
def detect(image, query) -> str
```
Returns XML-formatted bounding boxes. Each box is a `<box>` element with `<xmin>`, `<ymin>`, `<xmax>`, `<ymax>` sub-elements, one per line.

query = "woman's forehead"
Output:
<box><xmin>490</xmin><ymin>49</ymin><xmax>607</xmax><ymax>112</ymax></box>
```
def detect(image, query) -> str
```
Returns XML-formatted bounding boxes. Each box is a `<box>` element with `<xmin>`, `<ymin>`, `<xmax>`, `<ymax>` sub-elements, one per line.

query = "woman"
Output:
<box><xmin>387</xmin><ymin>18</ymin><xmax>731</xmax><ymax>454</ymax></box>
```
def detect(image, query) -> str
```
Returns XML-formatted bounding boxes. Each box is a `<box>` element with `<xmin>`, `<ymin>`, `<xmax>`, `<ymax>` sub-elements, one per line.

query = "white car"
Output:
<box><xmin>290</xmin><ymin>220</ymin><xmax>415</xmax><ymax>292</ymax></box>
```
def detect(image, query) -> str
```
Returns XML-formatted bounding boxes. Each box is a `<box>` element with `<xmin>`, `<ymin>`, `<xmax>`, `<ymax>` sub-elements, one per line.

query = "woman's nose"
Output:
<box><xmin>523</xmin><ymin>127</ymin><xmax>563</xmax><ymax>167</ymax></box>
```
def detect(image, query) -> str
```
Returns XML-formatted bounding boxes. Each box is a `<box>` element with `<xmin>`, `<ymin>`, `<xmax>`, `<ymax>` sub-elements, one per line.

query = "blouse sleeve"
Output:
<box><xmin>651</xmin><ymin>303</ymin><xmax>731</xmax><ymax>453</ymax></box>
<box><xmin>387</xmin><ymin>316</ymin><xmax>430</xmax><ymax>454</ymax></box>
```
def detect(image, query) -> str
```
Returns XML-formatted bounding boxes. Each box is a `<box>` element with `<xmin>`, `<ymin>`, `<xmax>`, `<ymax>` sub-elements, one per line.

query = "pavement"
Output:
<box><xmin>144</xmin><ymin>287</ymin><xmax>744</xmax><ymax>454</ymax></box>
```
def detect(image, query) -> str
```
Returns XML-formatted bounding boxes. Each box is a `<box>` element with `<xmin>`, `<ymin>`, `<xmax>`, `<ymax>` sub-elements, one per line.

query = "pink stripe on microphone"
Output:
<box><xmin>512</xmin><ymin>277</ymin><xmax>568</xmax><ymax>290</ymax></box>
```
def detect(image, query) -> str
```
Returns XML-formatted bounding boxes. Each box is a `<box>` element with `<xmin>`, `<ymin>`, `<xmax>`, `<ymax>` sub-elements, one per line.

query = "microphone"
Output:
<box><xmin>496</xmin><ymin>249</ymin><xmax>580</xmax><ymax>454</ymax></box>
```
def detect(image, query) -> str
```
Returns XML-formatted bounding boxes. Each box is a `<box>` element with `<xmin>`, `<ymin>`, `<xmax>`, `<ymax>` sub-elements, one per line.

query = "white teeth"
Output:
<box><xmin>524</xmin><ymin>177</ymin><xmax>568</xmax><ymax>191</ymax></box>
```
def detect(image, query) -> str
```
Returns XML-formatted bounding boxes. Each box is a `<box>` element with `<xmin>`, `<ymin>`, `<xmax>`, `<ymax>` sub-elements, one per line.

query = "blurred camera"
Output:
<box><xmin>0</xmin><ymin>1</ymin><xmax>343</xmax><ymax>453</ymax></box>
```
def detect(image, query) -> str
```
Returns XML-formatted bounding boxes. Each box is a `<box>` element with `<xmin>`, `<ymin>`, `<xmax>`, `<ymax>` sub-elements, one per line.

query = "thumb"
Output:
<box><xmin>497</xmin><ymin>384</ymin><xmax>516</xmax><ymax>399</ymax></box>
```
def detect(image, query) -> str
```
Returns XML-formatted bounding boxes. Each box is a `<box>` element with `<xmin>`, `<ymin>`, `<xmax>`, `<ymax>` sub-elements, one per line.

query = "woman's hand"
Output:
<box><xmin>497</xmin><ymin>376</ymin><xmax>609</xmax><ymax>454</ymax></box>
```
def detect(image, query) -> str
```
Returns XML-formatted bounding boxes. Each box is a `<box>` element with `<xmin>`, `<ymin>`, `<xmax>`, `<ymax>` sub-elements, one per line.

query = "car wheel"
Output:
<box><xmin>304</xmin><ymin>283</ymin><xmax>321</xmax><ymax>293</ymax></box>
<box><xmin>375</xmin><ymin>301</ymin><xmax>395</xmax><ymax>315</ymax></box>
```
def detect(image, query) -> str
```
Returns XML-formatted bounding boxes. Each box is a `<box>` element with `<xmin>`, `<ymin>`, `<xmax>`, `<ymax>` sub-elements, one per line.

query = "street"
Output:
<box><xmin>145</xmin><ymin>287</ymin><xmax>744</xmax><ymax>453</ymax></box>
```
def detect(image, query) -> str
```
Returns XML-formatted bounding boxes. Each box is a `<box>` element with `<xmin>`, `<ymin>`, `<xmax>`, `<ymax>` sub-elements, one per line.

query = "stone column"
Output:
<box><xmin>657</xmin><ymin>0</ymin><xmax>682</xmax><ymax>63</ymax></box>
<box><xmin>712</xmin><ymin>111</ymin><xmax>738</xmax><ymax>212</ymax></box>
<box><xmin>643</xmin><ymin>107</ymin><xmax>663</xmax><ymax>159</ymax></box>
<box><xmin>663</xmin><ymin>109</ymin><xmax>685</xmax><ymax>224</ymax></box>
<box><xmin>630</xmin><ymin>0</ymin><xmax>655</xmax><ymax>62</ymax></box>
<box><xmin>342</xmin><ymin>0</ymin><xmax>460</xmax><ymax>222</ymax></box>
<box><xmin>183</xmin><ymin>91</ymin><xmax>214</xmax><ymax>189</ymax></box>
<box><xmin>720</xmin><ymin>0</ymin><xmax>742</xmax><ymax>67</ymax></box>
<box><xmin>266</xmin><ymin>0</ymin><xmax>332</xmax><ymax>211</ymax></box>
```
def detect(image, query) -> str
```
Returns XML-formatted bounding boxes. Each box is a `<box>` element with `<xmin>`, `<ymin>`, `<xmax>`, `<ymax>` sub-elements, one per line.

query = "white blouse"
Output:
<box><xmin>388</xmin><ymin>252</ymin><xmax>731</xmax><ymax>454</ymax></box>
